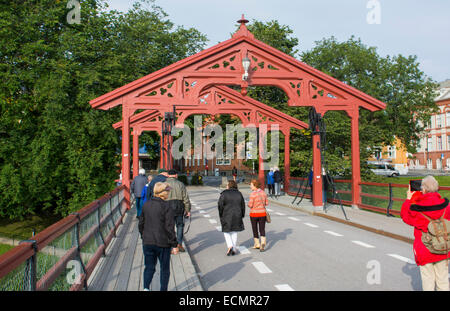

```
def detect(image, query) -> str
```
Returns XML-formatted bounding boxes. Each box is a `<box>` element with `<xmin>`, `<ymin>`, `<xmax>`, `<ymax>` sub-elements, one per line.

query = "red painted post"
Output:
<box><xmin>350</xmin><ymin>108</ymin><xmax>361</xmax><ymax>208</ymax></box>
<box><xmin>312</xmin><ymin>132</ymin><xmax>323</xmax><ymax>208</ymax></box>
<box><xmin>122</xmin><ymin>104</ymin><xmax>131</xmax><ymax>210</ymax></box>
<box><xmin>132</xmin><ymin>129</ymin><xmax>139</xmax><ymax>178</ymax></box>
<box><xmin>284</xmin><ymin>130</ymin><xmax>290</xmax><ymax>194</ymax></box>
<box><xmin>258</xmin><ymin>128</ymin><xmax>265</xmax><ymax>190</ymax></box>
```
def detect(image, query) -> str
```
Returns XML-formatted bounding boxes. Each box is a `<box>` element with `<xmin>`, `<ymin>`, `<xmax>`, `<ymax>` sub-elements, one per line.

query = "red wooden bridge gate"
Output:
<box><xmin>0</xmin><ymin>16</ymin><xmax>394</xmax><ymax>292</ymax></box>
<box><xmin>89</xmin><ymin>15</ymin><xmax>386</xmax><ymax>209</ymax></box>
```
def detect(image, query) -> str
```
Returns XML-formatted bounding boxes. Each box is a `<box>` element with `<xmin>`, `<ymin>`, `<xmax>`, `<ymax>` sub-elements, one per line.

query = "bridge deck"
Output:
<box><xmin>87</xmin><ymin>208</ymin><xmax>202</xmax><ymax>291</ymax></box>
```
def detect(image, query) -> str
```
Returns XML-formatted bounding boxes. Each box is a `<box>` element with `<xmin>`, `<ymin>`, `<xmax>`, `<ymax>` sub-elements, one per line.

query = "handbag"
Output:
<box><xmin>265</xmin><ymin>209</ymin><xmax>271</xmax><ymax>223</ymax></box>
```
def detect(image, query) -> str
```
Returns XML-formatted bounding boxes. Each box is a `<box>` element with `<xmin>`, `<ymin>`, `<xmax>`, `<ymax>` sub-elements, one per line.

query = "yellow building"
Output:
<box><xmin>368</xmin><ymin>137</ymin><xmax>409</xmax><ymax>175</ymax></box>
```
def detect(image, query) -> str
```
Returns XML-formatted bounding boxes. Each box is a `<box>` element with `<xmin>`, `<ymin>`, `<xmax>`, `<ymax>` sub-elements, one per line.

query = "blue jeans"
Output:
<box><xmin>136</xmin><ymin>197</ymin><xmax>142</xmax><ymax>217</ymax></box>
<box><xmin>174</xmin><ymin>215</ymin><xmax>185</xmax><ymax>245</ymax></box>
<box><xmin>142</xmin><ymin>244</ymin><xmax>171</xmax><ymax>291</ymax></box>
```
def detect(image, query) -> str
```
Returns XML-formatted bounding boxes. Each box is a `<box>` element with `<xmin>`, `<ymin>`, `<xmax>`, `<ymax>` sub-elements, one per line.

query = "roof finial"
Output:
<box><xmin>233</xmin><ymin>14</ymin><xmax>253</xmax><ymax>39</ymax></box>
<box><xmin>237</xmin><ymin>14</ymin><xmax>249</xmax><ymax>26</ymax></box>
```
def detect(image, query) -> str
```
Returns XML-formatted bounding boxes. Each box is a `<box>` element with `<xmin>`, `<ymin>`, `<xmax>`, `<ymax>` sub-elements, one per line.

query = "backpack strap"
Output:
<box><xmin>420</xmin><ymin>211</ymin><xmax>440</xmax><ymax>237</ymax></box>
<box><xmin>419</xmin><ymin>211</ymin><xmax>432</xmax><ymax>221</ymax></box>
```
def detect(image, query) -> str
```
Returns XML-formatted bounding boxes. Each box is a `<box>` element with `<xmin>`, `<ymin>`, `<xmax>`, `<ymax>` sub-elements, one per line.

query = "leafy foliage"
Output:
<box><xmin>301</xmin><ymin>36</ymin><xmax>438</xmax><ymax>178</ymax></box>
<box><xmin>237</xmin><ymin>22</ymin><xmax>437</xmax><ymax>180</ymax></box>
<box><xmin>0</xmin><ymin>0</ymin><xmax>206</xmax><ymax>219</ymax></box>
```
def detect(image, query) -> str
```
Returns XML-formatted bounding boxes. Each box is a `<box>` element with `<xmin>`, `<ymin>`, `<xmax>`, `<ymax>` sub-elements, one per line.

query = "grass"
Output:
<box><xmin>367</xmin><ymin>175</ymin><xmax>450</xmax><ymax>187</ymax></box>
<box><xmin>0</xmin><ymin>214</ymin><xmax>62</xmax><ymax>241</ymax></box>
<box><xmin>0</xmin><ymin>243</ymin><xmax>14</xmax><ymax>256</ymax></box>
<box><xmin>359</xmin><ymin>175</ymin><xmax>450</xmax><ymax>215</ymax></box>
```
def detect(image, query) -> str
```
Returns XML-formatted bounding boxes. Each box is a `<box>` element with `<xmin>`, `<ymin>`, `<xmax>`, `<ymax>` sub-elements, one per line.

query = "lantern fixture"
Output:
<box><xmin>242</xmin><ymin>55</ymin><xmax>251</xmax><ymax>81</ymax></box>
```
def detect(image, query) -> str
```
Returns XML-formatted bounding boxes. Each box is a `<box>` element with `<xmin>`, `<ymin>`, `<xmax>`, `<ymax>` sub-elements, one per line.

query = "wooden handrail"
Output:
<box><xmin>0</xmin><ymin>185</ymin><xmax>128</xmax><ymax>290</ymax></box>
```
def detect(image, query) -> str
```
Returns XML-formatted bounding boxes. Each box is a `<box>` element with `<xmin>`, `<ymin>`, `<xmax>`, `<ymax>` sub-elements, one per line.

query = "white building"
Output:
<box><xmin>412</xmin><ymin>80</ymin><xmax>450</xmax><ymax>170</ymax></box>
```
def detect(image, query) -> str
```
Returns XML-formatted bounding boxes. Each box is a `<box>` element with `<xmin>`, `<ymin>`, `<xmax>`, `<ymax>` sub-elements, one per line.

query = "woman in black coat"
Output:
<box><xmin>218</xmin><ymin>180</ymin><xmax>246</xmax><ymax>256</ymax></box>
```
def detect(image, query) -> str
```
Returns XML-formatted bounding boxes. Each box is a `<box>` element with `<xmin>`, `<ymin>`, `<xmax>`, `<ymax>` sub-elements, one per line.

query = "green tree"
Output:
<box><xmin>233</xmin><ymin>22</ymin><xmax>437</xmax><ymax>180</ymax></box>
<box><xmin>0</xmin><ymin>0</ymin><xmax>207</xmax><ymax>219</ymax></box>
<box><xmin>301</xmin><ymin>36</ymin><xmax>438</xmax><ymax>177</ymax></box>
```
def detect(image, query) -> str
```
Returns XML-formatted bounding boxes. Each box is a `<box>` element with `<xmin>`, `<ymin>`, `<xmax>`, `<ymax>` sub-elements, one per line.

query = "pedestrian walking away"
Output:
<box><xmin>232</xmin><ymin>166</ymin><xmax>238</xmax><ymax>182</ymax></box>
<box><xmin>401</xmin><ymin>175</ymin><xmax>450</xmax><ymax>291</ymax></box>
<box><xmin>267</xmin><ymin>168</ymin><xmax>274</xmax><ymax>198</ymax></box>
<box><xmin>138</xmin><ymin>182</ymin><xmax>178</xmax><ymax>291</ymax></box>
<box><xmin>140</xmin><ymin>175</ymin><xmax>153</xmax><ymax>209</ymax></box>
<box><xmin>131</xmin><ymin>168</ymin><xmax>147</xmax><ymax>218</ymax></box>
<box><xmin>146</xmin><ymin>169</ymin><xmax>168</xmax><ymax>200</ymax></box>
<box><xmin>248</xmin><ymin>179</ymin><xmax>269</xmax><ymax>252</ymax></box>
<box><xmin>218</xmin><ymin>180</ymin><xmax>246</xmax><ymax>256</ymax></box>
<box><xmin>273</xmin><ymin>167</ymin><xmax>282</xmax><ymax>198</ymax></box>
<box><xmin>165</xmin><ymin>169</ymin><xmax>191</xmax><ymax>252</ymax></box>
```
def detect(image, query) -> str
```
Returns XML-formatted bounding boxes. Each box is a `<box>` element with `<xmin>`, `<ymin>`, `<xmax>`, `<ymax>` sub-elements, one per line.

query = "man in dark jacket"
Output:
<box><xmin>218</xmin><ymin>180</ymin><xmax>245</xmax><ymax>256</ymax></box>
<box><xmin>273</xmin><ymin>167</ymin><xmax>282</xmax><ymax>198</ymax></box>
<box><xmin>146</xmin><ymin>169</ymin><xmax>168</xmax><ymax>200</ymax></box>
<box><xmin>166</xmin><ymin>169</ymin><xmax>191</xmax><ymax>252</ymax></box>
<box><xmin>139</xmin><ymin>182</ymin><xmax>178</xmax><ymax>291</ymax></box>
<box><xmin>131</xmin><ymin>168</ymin><xmax>147</xmax><ymax>218</ymax></box>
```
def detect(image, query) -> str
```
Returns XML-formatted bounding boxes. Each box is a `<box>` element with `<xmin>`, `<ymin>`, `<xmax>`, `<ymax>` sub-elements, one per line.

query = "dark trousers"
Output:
<box><xmin>250</xmin><ymin>216</ymin><xmax>266</xmax><ymax>238</ymax></box>
<box><xmin>174</xmin><ymin>215</ymin><xmax>185</xmax><ymax>245</ymax></box>
<box><xmin>267</xmin><ymin>184</ymin><xmax>274</xmax><ymax>196</ymax></box>
<box><xmin>142</xmin><ymin>244</ymin><xmax>171</xmax><ymax>291</ymax></box>
<box><xmin>136</xmin><ymin>197</ymin><xmax>142</xmax><ymax>217</ymax></box>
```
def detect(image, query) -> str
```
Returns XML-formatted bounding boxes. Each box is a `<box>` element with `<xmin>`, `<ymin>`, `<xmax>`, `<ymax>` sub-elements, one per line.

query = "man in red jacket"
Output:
<box><xmin>401</xmin><ymin>175</ymin><xmax>450</xmax><ymax>291</ymax></box>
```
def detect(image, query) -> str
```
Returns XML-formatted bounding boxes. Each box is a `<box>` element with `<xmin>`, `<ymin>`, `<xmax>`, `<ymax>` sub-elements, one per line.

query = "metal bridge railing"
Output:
<box><xmin>288</xmin><ymin>177</ymin><xmax>353</xmax><ymax>206</ymax></box>
<box><xmin>0</xmin><ymin>185</ymin><xmax>134</xmax><ymax>291</ymax></box>
<box><xmin>359</xmin><ymin>182</ymin><xmax>450</xmax><ymax>216</ymax></box>
<box><xmin>288</xmin><ymin>178</ymin><xmax>450</xmax><ymax>216</ymax></box>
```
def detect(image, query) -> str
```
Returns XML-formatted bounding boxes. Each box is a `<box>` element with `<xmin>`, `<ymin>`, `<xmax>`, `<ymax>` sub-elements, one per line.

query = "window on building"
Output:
<box><xmin>387</xmin><ymin>146</ymin><xmax>396</xmax><ymax>159</ymax></box>
<box><xmin>215</xmin><ymin>158</ymin><xmax>231</xmax><ymax>166</ymax></box>
<box><xmin>438</xmin><ymin>136</ymin><xmax>442</xmax><ymax>151</ymax></box>
<box><xmin>427</xmin><ymin>159</ymin><xmax>433</xmax><ymax>169</ymax></box>
<box><xmin>427</xmin><ymin>137</ymin><xmax>432</xmax><ymax>151</ymax></box>
<box><xmin>437</xmin><ymin>115</ymin><xmax>442</xmax><ymax>128</ymax></box>
<box><xmin>447</xmin><ymin>136</ymin><xmax>450</xmax><ymax>151</ymax></box>
<box><xmin>373</xmin><ymin>147</ymin><xmax>382</xmax><ymax>160</ymax></box>
<box><xmin>446</xmin><ymin>111</ymin><xmax>450</xmax><ymax>127</ymax></box>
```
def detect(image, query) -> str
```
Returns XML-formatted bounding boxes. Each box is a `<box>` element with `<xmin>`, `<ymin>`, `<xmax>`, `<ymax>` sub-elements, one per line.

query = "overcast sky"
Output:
<box><xmin>106</xmin><ymin>0</ymin><xmax>450</xmax><ymax>83</ymax></box>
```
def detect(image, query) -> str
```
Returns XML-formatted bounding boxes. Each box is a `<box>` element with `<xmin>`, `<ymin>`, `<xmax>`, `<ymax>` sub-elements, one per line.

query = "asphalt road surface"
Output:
<box><xmin>183</xmin><ymin>186</ymin><xmax>425</xmax><ymax>291</ymax></box>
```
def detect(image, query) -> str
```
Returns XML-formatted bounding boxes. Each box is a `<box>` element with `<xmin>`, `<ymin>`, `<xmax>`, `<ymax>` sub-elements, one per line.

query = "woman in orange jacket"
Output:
<box><xmin>248</xmin><ymin>179</ymin><xmax>269</xmax><ymax>252</ymax></box>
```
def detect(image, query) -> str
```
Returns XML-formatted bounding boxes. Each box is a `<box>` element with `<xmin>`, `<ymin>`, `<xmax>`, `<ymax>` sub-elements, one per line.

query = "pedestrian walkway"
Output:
<box><xmin>86</xmin><ymin>184</ymin><xmax>415</xmax><ymax>291</ymax></box>
<box><xmin>230</xmin><ymin>184</ymin><xmax>415</xmax><ymax>244</ymax></box>
<box><xmin>87</xmin><ymin>208</ymin><xmax>203</xmax><ymax>291</ymax></box>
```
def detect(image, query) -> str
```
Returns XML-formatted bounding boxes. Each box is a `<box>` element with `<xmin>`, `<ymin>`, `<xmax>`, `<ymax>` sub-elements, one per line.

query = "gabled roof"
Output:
<box><xmin>90</xmin><ymin>17</ymin><xmax>386</xmax><ymax>113</ymax></box>
<box><xmin>113</xmin><ymin>85</ymin><xmax>308</xmax><ymax>131</ymax></box>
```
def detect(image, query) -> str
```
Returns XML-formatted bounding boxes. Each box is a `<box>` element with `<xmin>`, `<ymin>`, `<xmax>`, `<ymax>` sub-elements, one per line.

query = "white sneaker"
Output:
<box><xmin>143</xmin><ymin>288</ymin><xmax>150</xmax><ymax>291</ymax></box>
